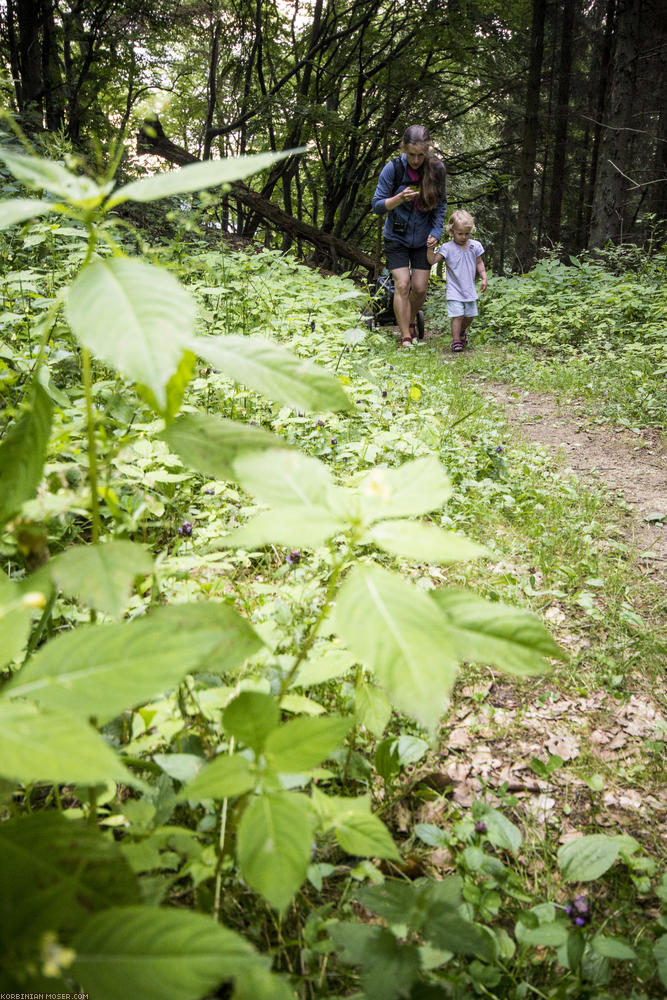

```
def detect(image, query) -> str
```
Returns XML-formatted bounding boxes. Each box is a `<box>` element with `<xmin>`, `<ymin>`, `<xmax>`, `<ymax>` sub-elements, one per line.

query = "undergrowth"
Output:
<box><xmin>429</xmin><ymin>252</ymin><xmax>667</xmax><ymax>430</ymax></box>
<box><xmin>0</xmin><ymin>144</ymin><xmax>665</xmax><ymax>999</ymax></box>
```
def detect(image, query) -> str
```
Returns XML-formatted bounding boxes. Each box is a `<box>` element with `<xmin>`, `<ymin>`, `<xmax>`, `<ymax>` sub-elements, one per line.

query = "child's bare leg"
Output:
<box><xmin>460</xmin><ymin>316</ymin><xmax>474</xmax><ymax>344</ymax></box>
<box><xmin>451</xmin><ymin>316</ymin><xmax>464</xmax><ymax>343</ymax></box>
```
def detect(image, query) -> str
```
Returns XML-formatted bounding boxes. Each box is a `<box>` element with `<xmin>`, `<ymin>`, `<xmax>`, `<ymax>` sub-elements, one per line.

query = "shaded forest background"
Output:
<box><xmin>1</xmin><ymin>0</ymin><xmax>665</xmax><ymax>275</ymax></box>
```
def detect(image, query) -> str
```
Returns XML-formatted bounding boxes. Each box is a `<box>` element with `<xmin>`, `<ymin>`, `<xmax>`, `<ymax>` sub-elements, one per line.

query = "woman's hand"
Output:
<box><xmin>400</xmin><ymin>186</ymin><xmax>419</xmax><ymax>202</ymax></box>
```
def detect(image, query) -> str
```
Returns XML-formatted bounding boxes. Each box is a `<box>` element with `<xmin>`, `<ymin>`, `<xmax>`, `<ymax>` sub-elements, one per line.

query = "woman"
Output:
<box><xmin>372</xmin><ymin>125</ymin><xmax>447</xmax><ymax>347</ymax></box>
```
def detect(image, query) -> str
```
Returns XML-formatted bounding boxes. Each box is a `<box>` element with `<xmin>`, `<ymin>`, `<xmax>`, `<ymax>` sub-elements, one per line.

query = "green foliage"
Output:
<box><xmin>462</xmin><ymin>251</ymin><xmax>667</xmax><ymax>428</ymax></box>
<box><xmin>0</xmin><ymin>145</ymin><xmax>663</xmax><ymax>1000</ymax></box>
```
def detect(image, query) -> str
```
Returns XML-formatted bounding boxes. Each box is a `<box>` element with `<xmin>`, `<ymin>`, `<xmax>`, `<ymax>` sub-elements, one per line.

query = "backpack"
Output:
<box><xmin>389</xmin><ymin>156</ymin><xmax>404</xmax><ymax>194</ymax></box>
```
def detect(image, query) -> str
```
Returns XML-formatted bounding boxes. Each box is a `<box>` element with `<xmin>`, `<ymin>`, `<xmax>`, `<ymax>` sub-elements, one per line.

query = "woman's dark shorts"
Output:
<box><xmin>384</xmin><ymin>239</ymin><xmax>430</xmax><ymax>272</ymax></box>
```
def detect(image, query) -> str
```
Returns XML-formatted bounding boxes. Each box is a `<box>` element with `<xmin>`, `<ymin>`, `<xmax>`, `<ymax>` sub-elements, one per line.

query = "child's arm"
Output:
<box><xmin>476</xmin><ymin>254</ymin><xmax>487</xmax><ymax>292</ymax></box>
<box><xmin>427</xmin><ymin>247</ymin><xmax>443</xmax><ymax>267</ymax></box>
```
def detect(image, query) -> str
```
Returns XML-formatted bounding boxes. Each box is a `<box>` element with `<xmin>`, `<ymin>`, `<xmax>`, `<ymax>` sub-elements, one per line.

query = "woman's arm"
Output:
<box><xmin>371</xmin><ymin>161</ymin><xmax>418</xmax><ymax>214</ymax></box>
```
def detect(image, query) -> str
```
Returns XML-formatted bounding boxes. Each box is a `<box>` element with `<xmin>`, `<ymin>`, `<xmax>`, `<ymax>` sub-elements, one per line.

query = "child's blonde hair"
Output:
<box><xmin>446</xmin><ymin>209</ymin><xmax>476</xmax><ymax>237</ymax></box>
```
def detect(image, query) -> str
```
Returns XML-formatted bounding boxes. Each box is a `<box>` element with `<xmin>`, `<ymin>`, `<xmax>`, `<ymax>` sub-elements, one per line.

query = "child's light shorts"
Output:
<box><xmin>446</xmin><ymin>299</ymin><xmax>478</xmax><ymax>318</ymax></box>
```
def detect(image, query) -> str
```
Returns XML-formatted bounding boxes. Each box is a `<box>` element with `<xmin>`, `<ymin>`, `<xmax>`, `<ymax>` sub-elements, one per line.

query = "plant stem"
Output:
<box><xmin>279</xmin><ymin>554</ymin><xmax>346</xmax><ymax>698</ymax></box>
<box><xmin>213</xmin><ymin>735</ymin><xmax>235</xmax><ymax>921</ymax></box>
<box><xmin>81</xmin><ymin>347</ymin><xmax>101</xmax><ymax>545</ymax></box>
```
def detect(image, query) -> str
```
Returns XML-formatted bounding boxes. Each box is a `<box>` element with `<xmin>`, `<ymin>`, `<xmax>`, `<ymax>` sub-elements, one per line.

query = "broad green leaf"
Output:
<box><xmin>109</xmin><ymin>149</ymin><xmax>303</xmax><ymax>206</ymax></box>
<box><xmin>354</xmin><ymin>682</ymin><xmax>392</xmax><ymax>736</ymax></box>
<box><xmin>654</xmin><ymin>935</ymin><xmax>667</xmax><ymax>987</ymax></box>
<box><xmin>153</xmin><ymin>753</ymin><xmax>204</xmax><ymax>784</ymax></box>
<box><xmin>151</xmin><ymin>601</ymin><xmax>263</xmax><ymax>674</ymax></box>
<box><xmin>265</xmin><ymin>715</ymin><xmax>351</xmax><ymax>772</ymax></box>
<box><xmin>0</xmin><ymin>149</ymin><xmax>111</xmax><ymax>205</ymax></box>
<box><xmin>5</xmin><ymin>603</ymin><xmax>256</xmax><ymax>721</ymax></box>
<box><xmin>0</xmin><ymin>701</ymin><xmax>140</xmax><ymax>786</ymax></box>
<box><xmin>334</xmin><ymin>564</ymin><xmax>458</xmax><ymax>730</ymax></box>
<box><xmin>220</xmin><ymin>507</ymin><xmax>346</xmax><ymax>549</ymax></box>
<box><xmin>233</xmin><ymin>448</ymin><xmax>341</xmax><ymax>509</ymax></box>
<box><xmin>558</xmin><ymin>834</ymin><xmax>621</xmax><ymax>882</ymax></box>
<box><xmin>473</xmin><ymin>804</ymin><xmax>522</xmax><ymax>855</ymax></box>
<box><xmin>0</xmin><ymin>812</ymin><xmax>138</xmax><ymax>939</ymax></box>
<box><xmin>362</xmin><ymin>520</ymin><xmax>487</xmax><ymax>564</ymax></box>
<box><xmin>161</xmin><ymin>412</ymin><xmax>292</xmax><ymax>480</ymax></box>
<box><xmin>290</xmin><ymin>646</ymin><xmax>357</xmax><ymax>688</ymax></box>
<box><xmin>176</xmin><ymin>754</ymin><xmax>256</xmax><ymax>801</ymax></box>
<box><xmin>66</xmin><ymin>256</ymin><xmax>196</xmax><ymax>411</ymax></box>
<box><xmin>137</xmin><ymin>348</ymin><xmax>197</xmax><ymax>422</ymax></box>
<box><xmin>329</xmin><ymin>923</ymin><xmax>421</xmax><ymax>1000</ymax></box>
<box><xmin>342</xmin><ymin>327</ymin><xmax>368</xmax><ymax>345</ymax></box>
<box><xmin>232</xmin><ymin>965</ymin><xmax>297</xmax><ymax>1000</ymax></box>
<box><xmin>49</xmin><ymin>541</ymin><xmax>153</xmax><ymax>617</ymax></box>
<box><xmin>515</xmin><ymin>920</ymin><xmax>568</xmax><ymax>947</ymax></box>
<box><xmin>0</xmin><ymin>573</ymin><xmax>32</xmax><ymax>668</ymax></box>
<box><xmin>72</xmin><ymin>905</ymin><xmax>261</xmax><ymax>1000</ymax></box>
<box><xmin>223</xmin><ymin>691</ymin><xmax>280</xmax><ymax>751</ymax></box>
<box><xmin>0</xmin><ymin>381</ymin><xmax>52</xmax><ymax>524</ymax></box>
<box><xmin>334</xmin><ymin>809</ymin><xmax>400</xmax><ymax>860</ymax></box>
<box><xmin>191</xmin><ymin>335</ymin><xmax>351</xmax><ymax>413</ymax></box>
<box><xmin>279</xmin><ymin>693</ymin><xmax>325</xmax><ymax>715</ymax></box>
<box><xmin>315</xmin><ymin>793</ymin><xmax>399</xmax><ymax>860</ymax></box>
<box><xmin>592</xmin><ymin>935</ymin><xmax>636</xmax><ymax>960</ymax></box>
<box><xmin>415</xmin><ymin>824</ymin><xmax>449</xmax><ymax>848</ymax></box>
<box><xmin>358</xmin><ymin>879</ymin><xmax>464</xmax><ymax>933</ymax></box>
<box><xmin>426</xmin><ymin>908</ymin><xmax>497</xmax><ymax>961</ymax></box>
<box><xmin>237</xmin><ymin>791</ymin><xmax>315</xmax><ymax>912</ymax></box>
<box><xmin>430</xmin><ymin>587</ymin><xmax>564</xmax><ymax>676</ymax></box>
<box><xmin>0</xmin><ymin>197</ymin><xmax>54</xmax><ymax>229</ymax></box>
<box><xmin>357</xmin><ymin>457</ymin><xmax>452</xmax><ymax>521</ymax></box>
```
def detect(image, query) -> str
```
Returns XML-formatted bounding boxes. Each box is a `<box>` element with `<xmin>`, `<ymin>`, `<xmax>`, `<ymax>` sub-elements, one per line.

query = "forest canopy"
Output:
<box><xmin>1</xmin><ymin>0</ymin><xmax>665</xmax><ymax>272</ymax></box>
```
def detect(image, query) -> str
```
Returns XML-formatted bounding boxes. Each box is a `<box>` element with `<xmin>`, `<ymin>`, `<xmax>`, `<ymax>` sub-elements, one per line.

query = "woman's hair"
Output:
<box><xmin>400</xmin><ymin>125</ymin><xmax>446</xmax><ymax>212</ymax></box>
<box><xmin>446</xmin><ymin>209</ymin><xmax>476</xmax><ymax>236</ymax></box>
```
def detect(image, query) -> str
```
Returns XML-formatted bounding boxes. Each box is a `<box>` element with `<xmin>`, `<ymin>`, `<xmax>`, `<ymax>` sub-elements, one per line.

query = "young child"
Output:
<box><xmin>427</xmin><ymin>210</ymin><xmax>487</xmax><ymax>352</ymax></box>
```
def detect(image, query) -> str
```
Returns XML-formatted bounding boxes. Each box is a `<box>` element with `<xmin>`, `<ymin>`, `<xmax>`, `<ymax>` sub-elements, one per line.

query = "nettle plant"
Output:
<box><xmin>1</xmin><ymin>145</ymin><xmax>660</xmax><ymax>999</ymax></box>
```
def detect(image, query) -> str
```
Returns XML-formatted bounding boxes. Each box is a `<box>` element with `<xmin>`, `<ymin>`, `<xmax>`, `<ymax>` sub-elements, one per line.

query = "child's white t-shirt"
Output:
<box><xmin>435</xmin><ymin>239</ymin><xmax>484</xmax><ymax>301</ymax></box>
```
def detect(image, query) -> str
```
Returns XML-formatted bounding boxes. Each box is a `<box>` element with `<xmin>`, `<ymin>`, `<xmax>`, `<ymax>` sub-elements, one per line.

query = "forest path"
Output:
<box><xmin>470</xmin><ymin>380</ymin><xmax>667</xmax><ymax>580</ymax></box>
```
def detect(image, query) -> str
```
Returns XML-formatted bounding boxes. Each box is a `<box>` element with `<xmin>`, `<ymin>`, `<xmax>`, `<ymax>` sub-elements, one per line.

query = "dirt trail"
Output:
<box><xmin>477</xmin><ymin>382</ymin><xmax>667</xmax><ymax>578</ymax></box>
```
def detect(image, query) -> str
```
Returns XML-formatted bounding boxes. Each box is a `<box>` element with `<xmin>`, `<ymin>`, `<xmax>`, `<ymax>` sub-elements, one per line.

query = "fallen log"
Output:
<box><xmin>136</xmin><ymin>118</ymin><xmax>376</xmax><ymax>274</ymax></box>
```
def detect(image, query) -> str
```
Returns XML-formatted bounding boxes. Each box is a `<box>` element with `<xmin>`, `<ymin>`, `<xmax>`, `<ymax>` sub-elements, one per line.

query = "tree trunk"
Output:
<box><xmin>16</xmin><ymin>0</ymin><xmax>43</xmax><ymax>128</ymax></box>
<box><xmin>515</xmin><ymin>0</ymin><xmax>547</xmax><ymax>270</ymax></box>
<box><xmin>588</xmin><ymin>0</ymin><xmax>641</xmax><ymax>246</ymax></box>
<box><xmin>584</xmin><ymin>0</ymin><xmax>616</xmax><ymax>243</ymax></box>
<box><xmin>547</xmin><ymin>0</ymin><xmax>576</xmax><ymax>244</ymax></box>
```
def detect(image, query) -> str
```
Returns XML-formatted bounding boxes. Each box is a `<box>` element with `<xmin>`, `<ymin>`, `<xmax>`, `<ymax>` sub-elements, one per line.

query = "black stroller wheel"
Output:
<box><xmin>416</xmin><ymin>310</ymin><xmax>425</xmax><ymax>339</ymax></box>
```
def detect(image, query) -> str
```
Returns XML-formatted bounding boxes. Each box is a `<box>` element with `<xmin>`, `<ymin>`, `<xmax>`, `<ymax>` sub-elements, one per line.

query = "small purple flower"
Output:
<box><xmin>566</xmin><ymin>895</ymin><xmax>591</xmax><ymax>926</ymax></box>
<box><xmin>474</xmin><ymin>821</ymin><xmax>488</xmax><ymax>835</ymax></box>
<box><xmin>203</xmin><ymin>488</ymin><xmax>215</xmax><ymax>495</ymax></box>
<box><xmin>389</xmin><ymin>365</ymin><xmax>394</xmax><ymax>370</ymax></box>
<box><xmin>382</xmin><ymin>390</ymin><xmax>388</xmax><ymax>398</ymax></box>
<box><xmin>178</xmin><ymin>521</ymin><xmax>193</xmax><ymax>537</ymax></box>
<box><xmin>286</xmin><ymin>550</ymin><xmax>301</xmax><ymax>565</ymax></box>
<box><xmin>496</xmin><ymin>445</ymin><xmax>504</xmax><ymax>453</ymax></box>
<box><xmin>317</xmin><ymin>419</ymin><xmax>325</xmax><ymax>427</ymax></box>
<box><xmin>331</xmin><ymin>437</ymin><xmax>338</xmax><ymax>445</ymax></box>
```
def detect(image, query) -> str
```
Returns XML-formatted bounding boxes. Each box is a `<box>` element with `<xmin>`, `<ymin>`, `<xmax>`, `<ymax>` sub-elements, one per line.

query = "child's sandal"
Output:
<box><xmin>400</xmin><ymin>336</ymin><xmax>413</xmax><ymax>348</ymax></box>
